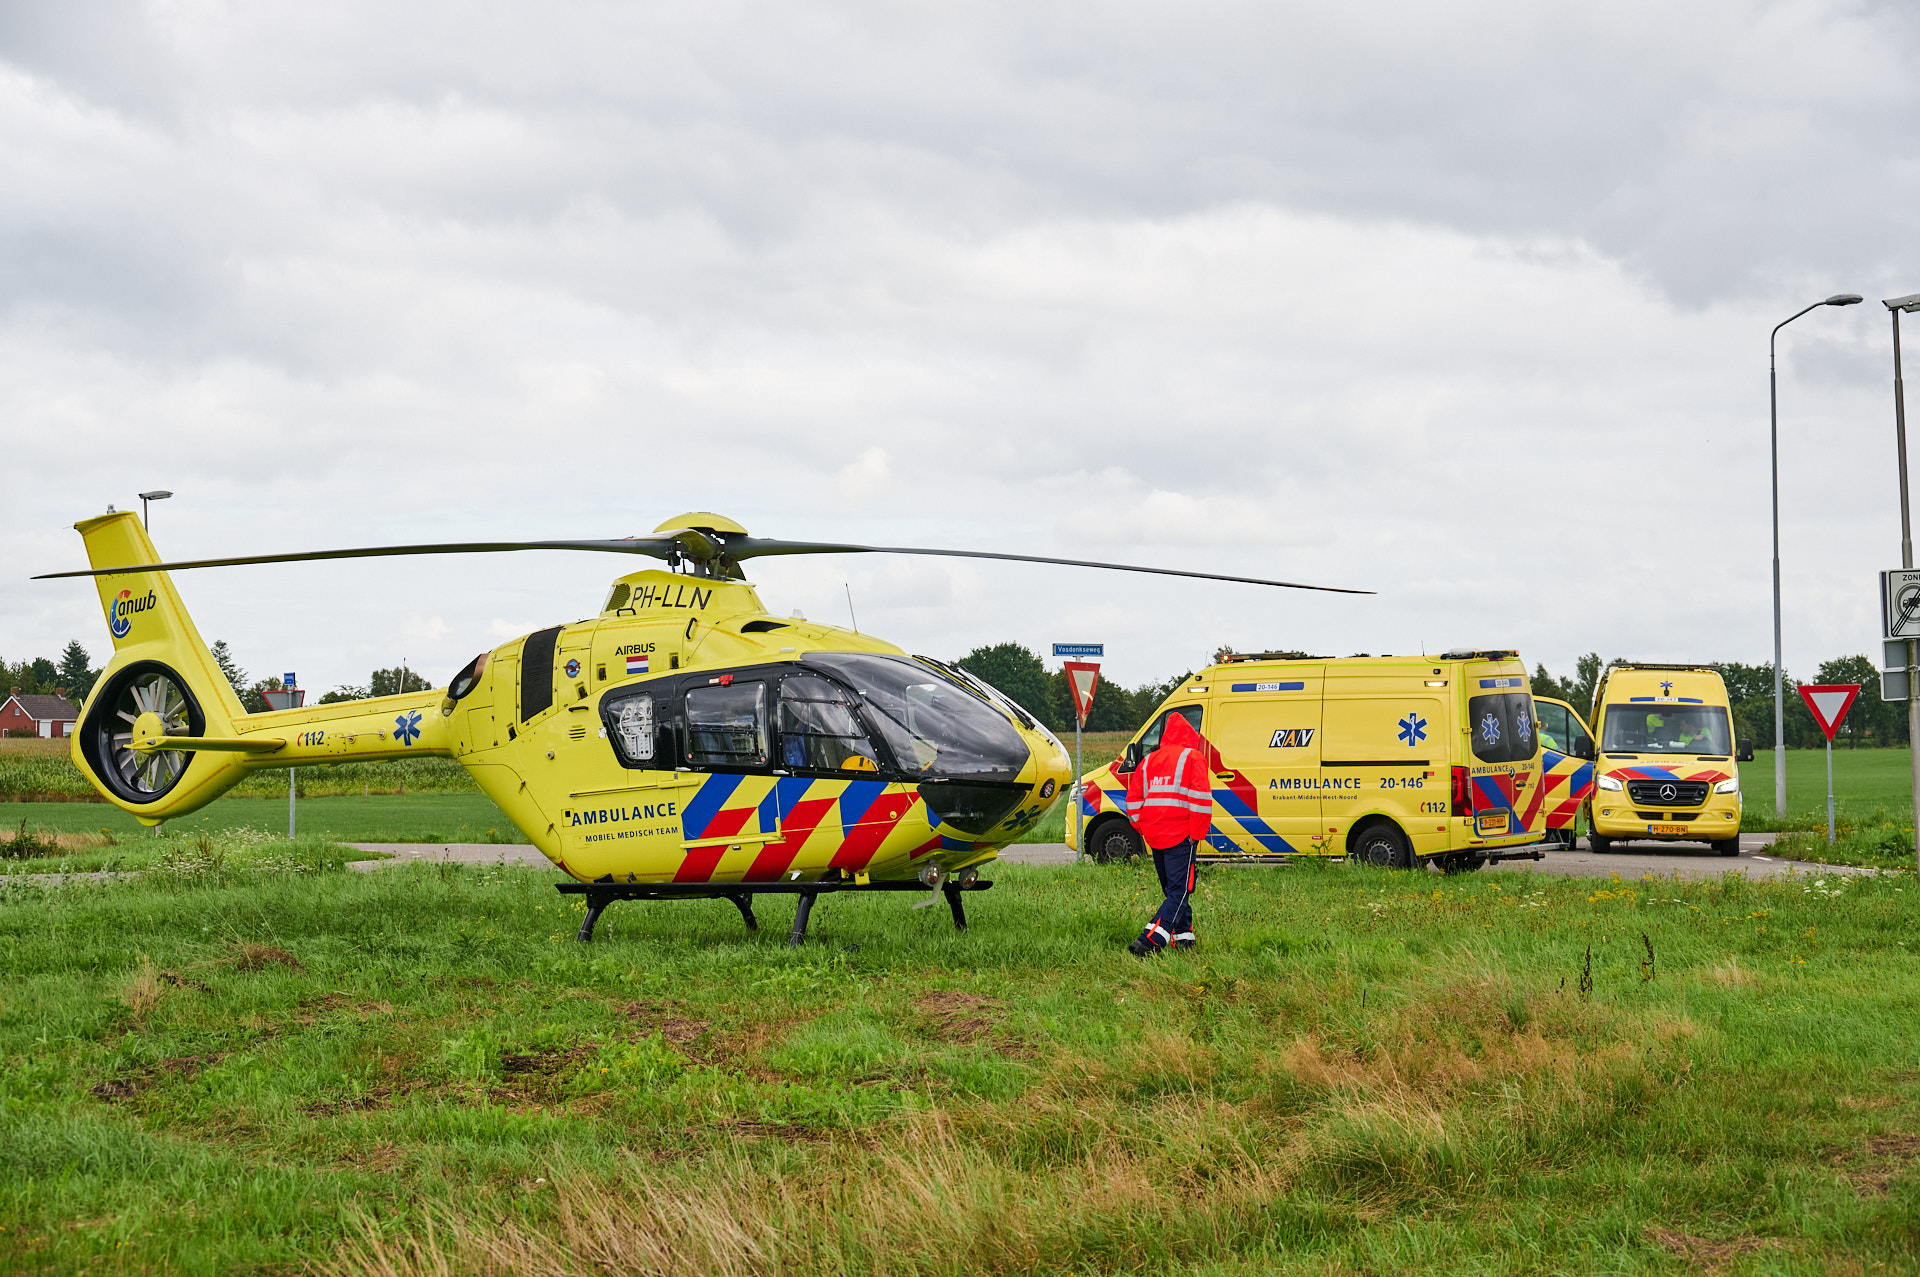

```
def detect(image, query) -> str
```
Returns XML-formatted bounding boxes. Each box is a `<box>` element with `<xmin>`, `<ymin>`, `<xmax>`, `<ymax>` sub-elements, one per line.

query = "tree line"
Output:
<box><xmin>1</xmin><ymin>641</ymin><xmax>101</xmax><ymax>703</ymax></box>
<box><xmin>1531</xmin><ymin>653</ymin><xmax>1898</xmax><ymax>750</ymax></box>
<box><xmin>953</xmin><ymin>643</ymin><xmax>1189</xmax><ymax>734</ymax></box>
<box><xmin>208</xmin><ymin>640</ymin><xmax>430</xmax><ymax>712</ymax></box>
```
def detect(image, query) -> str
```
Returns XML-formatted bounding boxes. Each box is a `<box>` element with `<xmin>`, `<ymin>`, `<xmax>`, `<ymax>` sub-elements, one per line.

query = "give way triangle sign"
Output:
<box><xmin>1062</xmin><ymin>661</ymin><xmax>1101</xmax><ymax>728</ymax></box>
<box><xmin>1797</xmin><ymin>683</ymin><xmax>1862</xmax><ymax>742</ymax></box>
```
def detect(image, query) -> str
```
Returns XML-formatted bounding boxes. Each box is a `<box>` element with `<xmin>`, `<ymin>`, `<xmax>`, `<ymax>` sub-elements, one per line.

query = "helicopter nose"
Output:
<box><xmin>1032</xmin><ymin>729</ymin><xmax>1074</xmax><ymax>801</ymax></box>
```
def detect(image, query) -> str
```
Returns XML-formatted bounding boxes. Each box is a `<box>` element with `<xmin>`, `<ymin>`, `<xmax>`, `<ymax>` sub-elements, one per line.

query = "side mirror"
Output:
<box><xmin>1118</xmin><ymin>741</ymin><xmax>1144</xmax><ymax>774</ymax></box>
<box><xmin>1572</xmin><ymin>734</ymin><xmax>1595</xmax><ymax>761</ymax></box>
<box><xmin>1737</xmin><ymin>738</ymin><xmax>1755</xmax><ymax>763</ymax></box>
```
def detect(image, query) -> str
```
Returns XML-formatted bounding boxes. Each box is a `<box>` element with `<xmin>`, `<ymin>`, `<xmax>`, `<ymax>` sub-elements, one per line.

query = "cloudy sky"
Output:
<box><xmin>3</xmin><ymin>0</ymin><xmax>1916</xmax><ymax>696</ymax></box>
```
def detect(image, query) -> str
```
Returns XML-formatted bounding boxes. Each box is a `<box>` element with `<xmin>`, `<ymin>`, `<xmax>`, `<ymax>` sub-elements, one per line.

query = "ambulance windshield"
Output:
<box><xmin>1601</xmin><ymin>706</ymin><xmax>1731</xmax><ymax>755</ymax></box>
<box><xmin>803</xmin><ymin>653</ymin><xmax>1031</xmax><ymax>781</ymax></box>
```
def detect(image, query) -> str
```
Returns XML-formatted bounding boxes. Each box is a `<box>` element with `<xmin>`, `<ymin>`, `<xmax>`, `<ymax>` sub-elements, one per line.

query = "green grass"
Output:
<box><xmin>2</xmin><ymin>853</ymin><xmax>1918</xmax><ymax>1275</ymax></box>
<box><xmin>1740</xmin><ymin>748</ymin><xmax>1917</xmax><ymax>831</ymax></box>
<box><xmin>0</xmin><ymin>794</ymin><xmax>528</xmax><ymax>868</ymax></box>
<box><xmin>0</xmin><ymin>737</ymin><xmax>480</xmax><ymax>801</ymax></box>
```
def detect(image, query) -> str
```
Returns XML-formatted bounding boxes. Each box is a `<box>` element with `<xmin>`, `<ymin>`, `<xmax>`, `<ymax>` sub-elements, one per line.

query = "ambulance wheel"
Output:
<box><xmin>1437</xmin><ymin>852</ymin><xmax>1485</xmax><ymax>874</ymax></box>
<box><xmin>1352</xmin><ymin>822</ymin><xmax>1413</xmax><ymax>870</ymax></box>
<box><xmin>1091</xmin><ymin>819</ymin><xmax>1143</xmax><ymax>865</ymax></box>
<box><xmin>1713</xmin><ymin>837</ymin><xmax>1740</xmax><ymax>857</ymax></box>
<box><xmin>1589</xmin><ymin>835</ymin><xmax>1614</xmax><ymax>854</ymax></box>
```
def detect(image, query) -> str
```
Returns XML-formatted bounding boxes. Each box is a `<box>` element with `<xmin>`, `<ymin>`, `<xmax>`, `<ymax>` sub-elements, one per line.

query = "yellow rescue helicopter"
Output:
<box><xmin>37</xmin><ymin>510</ymin><xmax>1364</xmax><ymax>944</ymax></box>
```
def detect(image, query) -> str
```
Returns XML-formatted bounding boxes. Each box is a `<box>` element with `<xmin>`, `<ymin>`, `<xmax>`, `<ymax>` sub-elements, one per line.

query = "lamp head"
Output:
<box><xmin>138</xmin><ymin>490</ymin><xmax>173</xmax><ymax>501</ymax></box>
<box><xmin>1884</xmin><ymin>293</ymin><xmax>1920</xmax><ymax>314</ymax></box>
<box><xmin>1825</xmin><ymin>294</ymin><xmax>1864</xmax><ymax>307</ymax></box>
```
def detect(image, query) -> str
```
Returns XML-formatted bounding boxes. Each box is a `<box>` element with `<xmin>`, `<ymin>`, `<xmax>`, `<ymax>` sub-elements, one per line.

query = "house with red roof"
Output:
<box><xmin>1</xmin><ymin>689</ymin><xmax>80</xmax><ymax>738</ymax></box>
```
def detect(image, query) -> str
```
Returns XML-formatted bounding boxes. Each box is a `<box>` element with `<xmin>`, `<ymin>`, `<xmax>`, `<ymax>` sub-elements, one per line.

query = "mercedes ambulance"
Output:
<box><xmin>1579</xmin><ymin>663</ymin><xmax>1751</xmax><ymax>855</ymax></box>
<box><xmin>1068</xmin><ymin>649</ymin><xmax>1553</xmax><ymax>872</ymax></box>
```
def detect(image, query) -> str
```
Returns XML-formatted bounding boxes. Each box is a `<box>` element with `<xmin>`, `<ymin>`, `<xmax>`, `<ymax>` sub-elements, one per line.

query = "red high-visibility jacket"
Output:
<box><xmin>1125</xmin><ymin>713</ymin><xmax>1214</xmax><ymax>849</ymax></box>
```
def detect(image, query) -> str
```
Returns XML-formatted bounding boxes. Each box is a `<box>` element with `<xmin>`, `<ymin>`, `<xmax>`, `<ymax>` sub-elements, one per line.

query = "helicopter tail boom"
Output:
<box><xmin>65</xmin><ymin>512</ymin><xmax>452</xmax><ymax>824</ymax></box>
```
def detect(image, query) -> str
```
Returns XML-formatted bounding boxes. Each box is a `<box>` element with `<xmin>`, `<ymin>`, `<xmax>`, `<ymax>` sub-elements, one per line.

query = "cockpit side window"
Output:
<box><xmin>685</xmin><ymin>682</ymin><xmax>769</xmax><ymax>768</ymax></box>
<box><xmin>778</xmin><ymin>675</ymin><xmax>881</xmax><ymax>773</ymax></box>
<box><xmin>802</xmin><ymin>653</ymin><xmax>1030</xmax><ymax>782</ymax></box>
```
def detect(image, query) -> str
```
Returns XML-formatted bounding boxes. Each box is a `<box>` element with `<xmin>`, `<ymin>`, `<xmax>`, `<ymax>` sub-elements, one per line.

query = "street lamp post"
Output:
<box><xmin>1884</xmin><ymin>291</ymin><xmax>1920</xmax><ymax>876</ymax></box>
<box><xmin>138</xmin><ymin>490</ymin><xmax>172</xmax><ymax>529</ymax></box>
<box><xmin>1769</xmin><ymin>294</ymin><xmax>1863</xmax><ymax>816</ymax></box>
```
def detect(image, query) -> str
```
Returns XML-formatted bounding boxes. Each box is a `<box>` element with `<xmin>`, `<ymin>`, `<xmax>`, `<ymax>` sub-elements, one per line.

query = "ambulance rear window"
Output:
<box><xmin>1467</xmin><ymin>693</ymin><xmax>1536</xmax><ymax>764</ymax></box>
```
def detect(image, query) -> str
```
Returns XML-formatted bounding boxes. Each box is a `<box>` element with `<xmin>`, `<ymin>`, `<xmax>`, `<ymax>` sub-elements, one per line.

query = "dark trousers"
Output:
<box><xmin>1139</xmin><ymin>837</ymin><xmax>1197</xmax><ymax>948</ymax></box>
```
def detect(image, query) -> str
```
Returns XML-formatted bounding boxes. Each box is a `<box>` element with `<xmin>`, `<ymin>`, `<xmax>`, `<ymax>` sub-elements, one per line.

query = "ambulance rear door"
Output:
<box><xmin>1462</xmin><ymin>664</ymin><xmax>1539</xmax><ymax>838</ymax></box>
<box><xmin>1317</xmin><ymin>664</ymin><xmax>1447</xmax><ymax>855</ymax></box>
<box><xmin>1208</xmin><ymin>668</ymin><xmax>1324</xmax><ymax>854</ymax></box>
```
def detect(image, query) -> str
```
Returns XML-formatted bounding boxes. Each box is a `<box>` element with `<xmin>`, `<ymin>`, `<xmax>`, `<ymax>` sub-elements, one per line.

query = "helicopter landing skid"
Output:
<box><xmin>556</xmin><ymin>877</ymin><xmax>994</xmax><ymax>945</ymax></box>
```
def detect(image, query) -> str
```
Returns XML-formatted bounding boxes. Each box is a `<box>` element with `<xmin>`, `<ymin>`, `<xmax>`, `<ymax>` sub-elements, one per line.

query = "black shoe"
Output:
<box><xmin>1173</xmin><ymin>938</ymin><xmax>1198</xmax><ymax>950</ymax></box>
<box><xmin>1127</xmin><ymin>937</ymin><xmax>1155</xmax><ymax>957</ymax></box>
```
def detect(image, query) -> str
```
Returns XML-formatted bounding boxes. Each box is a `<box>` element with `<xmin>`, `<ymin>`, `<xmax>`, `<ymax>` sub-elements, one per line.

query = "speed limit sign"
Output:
<box><xmin>1883</xmin><ymin>570</ymin><xmax>1920</xmax><ymax>638</ymax></box>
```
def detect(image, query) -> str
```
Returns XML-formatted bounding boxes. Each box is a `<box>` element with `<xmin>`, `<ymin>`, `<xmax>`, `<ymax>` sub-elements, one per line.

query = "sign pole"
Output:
<box><xmin>1826</xmin><ymin>735</ymin><xmax>1834</xmax><ymax>845</ymax></box>
<box><xmin>1895</xmin><ymin>303</ymin><xmax>1920</xmax><ymax>876</ymax></box>
<box><xmin>1073</xmin><ymin>716</ymin><xmax>1083</xmax><ymax>864</ymax></box>
<box><xmin>289</xmin><ymin>767</ymin><xmax>296</xmax><ymax>840</ymax></box>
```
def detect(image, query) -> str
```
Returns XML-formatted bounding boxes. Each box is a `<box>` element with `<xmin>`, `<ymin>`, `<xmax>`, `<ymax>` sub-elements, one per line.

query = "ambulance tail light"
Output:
<box><xmin>1450</xmin><ymin>766</ymin><xmax>1474</xmax><ymax>817</ymax></box>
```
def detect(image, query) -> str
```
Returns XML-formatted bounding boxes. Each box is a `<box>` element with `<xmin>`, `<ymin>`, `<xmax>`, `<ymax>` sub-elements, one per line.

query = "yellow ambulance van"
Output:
<box><xmin>1579</xmin><ymin>663</ymin><xmax>1752</xmax><ymax>855</ymax></box>
<box><xmin>1069</xmin><ymin>649</ymin><xmax>1551</xmax><ymax>872</ymax></box>
<box><xmin>1533</xmin><ymin>695</ymin><xmax>1595</xmax><ymax>848</ymax></box>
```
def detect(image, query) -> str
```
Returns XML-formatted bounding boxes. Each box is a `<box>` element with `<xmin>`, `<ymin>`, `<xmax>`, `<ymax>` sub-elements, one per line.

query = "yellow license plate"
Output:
<box><xmin>1649</xmin><ymin>823</ymin><xmax>1687</xmax><ymax>835</ymax></box>
<box><xmin>1477</xmin><ymin>813</ymin><xmax>1509</xmax><ymax>834</ymax></box>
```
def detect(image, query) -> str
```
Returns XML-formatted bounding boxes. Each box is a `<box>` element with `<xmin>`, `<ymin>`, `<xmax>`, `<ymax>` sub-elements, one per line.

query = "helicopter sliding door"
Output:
<box><xmin>671</xmin><ymin>678</ymin><xmax>790</xmax><ymax>882</ymax></box>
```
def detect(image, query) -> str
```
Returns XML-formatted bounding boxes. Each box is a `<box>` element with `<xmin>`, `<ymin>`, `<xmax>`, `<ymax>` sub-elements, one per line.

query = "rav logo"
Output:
<box><xmin>1268</xmin><ymin>728</ymin><xmax>1315</xmax><ymax>748</ymax></box>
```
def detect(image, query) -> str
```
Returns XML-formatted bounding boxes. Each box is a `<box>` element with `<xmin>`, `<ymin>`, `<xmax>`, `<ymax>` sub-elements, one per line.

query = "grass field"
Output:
<box><xmin>0</xmin><ymin>795</ymin><xmax>527</xmax><ymax>871</ymax></box>
<box><xmin>1739</xmin><ymin>749</ymin><xmax>1918</xmax><ymax>831</ymax></box>
<box><xmin>0</xmin><ymin>737</ymin><xmax>481</xmax><ymax>801</ymax></box>
<box><xmin>1</xmin><ymin>845</ymin><xmax>1917</xmax><ymax>1275</ymax></box>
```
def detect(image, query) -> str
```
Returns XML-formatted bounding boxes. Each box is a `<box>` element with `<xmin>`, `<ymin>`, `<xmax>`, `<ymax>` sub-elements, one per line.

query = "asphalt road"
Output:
<box><xmin>7</xmin><ymin>835</ymin><xmax>1866</xmax><ymax>885</ymax></box>
<box><xmin>1485</xmin><ymin>832</ymin><xmax>1876</xmax><ymax>881</ymax></box>
<box><xmin>337</xmin><ymin>836</ymin><xmax>1870</xmax><ymax>881</ymax></box>
<box><xmin>1001</xmin><ymin>832</ymin><xmax>1874</xmax><ymax>880</ymax></box>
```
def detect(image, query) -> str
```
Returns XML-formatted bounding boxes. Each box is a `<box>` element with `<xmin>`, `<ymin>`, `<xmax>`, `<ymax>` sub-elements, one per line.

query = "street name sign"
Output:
<box><xmin>1052</xmin><ymin>643</ymin><xmax>1104</xmax><ymax>658</ymax></box>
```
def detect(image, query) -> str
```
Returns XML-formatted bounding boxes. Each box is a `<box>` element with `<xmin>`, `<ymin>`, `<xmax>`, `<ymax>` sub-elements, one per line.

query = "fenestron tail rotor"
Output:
<box><xmin>34</xmin><ymin>510</ymin><xmax>1372</xmax><ymax>595</ymax></box>
<box><xmin>82</xmin><ymin>661</ymin><xmax>206</xmax><ymax>804</ymax></box>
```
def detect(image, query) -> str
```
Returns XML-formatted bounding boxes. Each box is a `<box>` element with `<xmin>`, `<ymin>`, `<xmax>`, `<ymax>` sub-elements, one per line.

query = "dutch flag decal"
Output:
<box><xmin>626</xmin><ymin>653</ymin><xmax>649</xmax><ymax>676</ymax></box>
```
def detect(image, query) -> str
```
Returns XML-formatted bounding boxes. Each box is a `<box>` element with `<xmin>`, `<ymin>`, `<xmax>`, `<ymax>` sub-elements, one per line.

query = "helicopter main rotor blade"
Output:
<box><xmin>30</xmin><ymin>538</ymin><xmax>683</xmax><ymax>580</ymax></box>
<box><xmin>725</xmin><ymin>537</ymin><xmax>1371</xmax><ymax>595</ymax></box>
<box><xmin>35</xmin><ymin>526</ymin><xmax>1370</xmax><ymax>594</ymax></box>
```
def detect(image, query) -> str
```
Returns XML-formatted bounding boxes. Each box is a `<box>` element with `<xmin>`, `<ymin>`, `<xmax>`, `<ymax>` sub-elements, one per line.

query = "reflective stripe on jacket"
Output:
<box><xmin>1124</xmin><ymin>713</ymin><xmax>1214</xmax><ymax>849</ymax></box>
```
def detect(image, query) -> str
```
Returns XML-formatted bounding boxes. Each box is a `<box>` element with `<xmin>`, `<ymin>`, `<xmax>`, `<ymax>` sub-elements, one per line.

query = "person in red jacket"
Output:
<box><xmin>1123</xmin><ymin>712</ymin><xmax>1213</xmax><ymax>955</ymax></box>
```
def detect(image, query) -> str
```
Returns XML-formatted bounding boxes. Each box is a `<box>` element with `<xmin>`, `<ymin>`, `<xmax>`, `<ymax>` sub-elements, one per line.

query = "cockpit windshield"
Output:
<box><xmin>803</xmin><ymin>653</ymin><xmax>1031</xmax><ymax>782</ymax></box>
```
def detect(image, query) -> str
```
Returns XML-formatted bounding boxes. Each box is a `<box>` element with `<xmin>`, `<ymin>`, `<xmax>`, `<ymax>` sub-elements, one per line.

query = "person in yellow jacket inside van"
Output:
<box><xmin>1123</xmin><ymin>713</ymin><xmax>1213</xmax><ymax>955</ymax></box>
